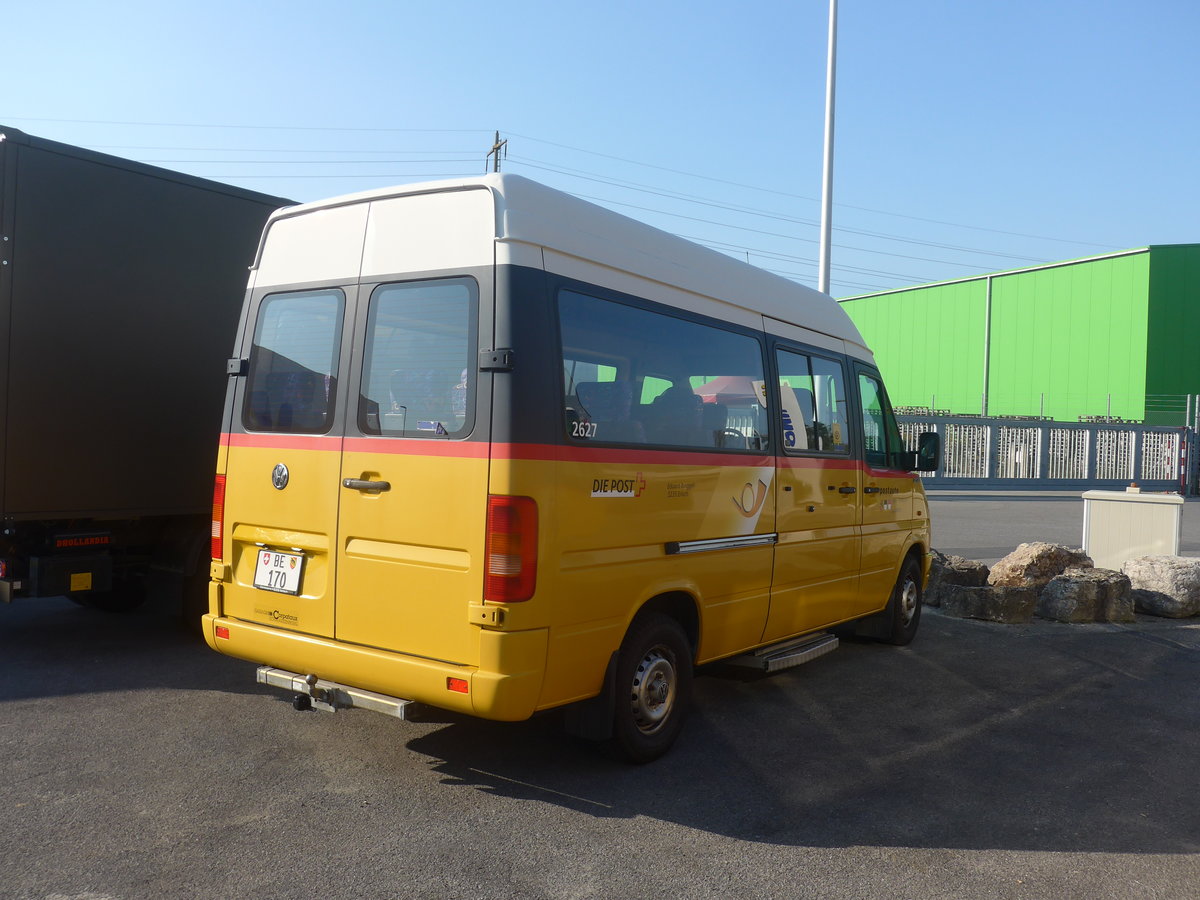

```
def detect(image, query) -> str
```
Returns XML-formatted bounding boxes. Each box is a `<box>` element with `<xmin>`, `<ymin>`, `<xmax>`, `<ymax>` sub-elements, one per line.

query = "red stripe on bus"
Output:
<box><xmin>221</xmin><ymin>433</ymin><xmax>489</xmax><ymax>458</ymax></box>
<box><xmin>342</xmin><ymin>437</ymin><xmax>489</xmax><ymax>458</ymax></box>
<box><xmin>777</xmin><ymin>455</ymin><xmax>860</xmax><ymax>472</ymax></box>
<box><xmin>864</xmin><ymin>466</ymin><xmax>920</xmax><ymax>481</ymax></box>
<box><xmin>491</xmin><ymin>443</ymin><xmax>774</xmax><ymax>467</ymax></box>
<box><xmin>222</xmin><ymin>433</ymin><xmax>343</xmax><ymax>452</ymax></box>
<box><xmin>220</xmin><ymin>434</ymin><xmax>918</xmax><ymax>479</ymax></box>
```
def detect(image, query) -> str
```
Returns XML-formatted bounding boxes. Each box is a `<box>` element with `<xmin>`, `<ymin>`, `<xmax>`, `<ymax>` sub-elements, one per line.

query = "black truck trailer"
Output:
<box><xmin>0</xmin><ymin>125</ymin><xmax>290</xmax><ymax>619</ymax></box>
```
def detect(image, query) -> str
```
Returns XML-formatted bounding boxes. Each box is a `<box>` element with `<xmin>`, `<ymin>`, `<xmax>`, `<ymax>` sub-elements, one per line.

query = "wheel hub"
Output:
<box><xmin>630</xmin><ymin>647</ymin><xmax>676</xmax><ymax>734</ymax></box>
<box><xmin>899</xmin><ymin>577</ymin><xmax>919</xmax><ymax>626</ymax></box>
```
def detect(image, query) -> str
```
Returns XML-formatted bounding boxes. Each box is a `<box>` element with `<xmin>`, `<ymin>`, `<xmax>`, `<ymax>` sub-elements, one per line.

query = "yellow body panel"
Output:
<box><xmin>766</xmin><ymin>458</ymin><xmax>862</xmax><ymax>640</ymax></box>
<box><xmin>334</xmin><ymin>443</ymin><xmax>488</xmax><ymax>667</ymax></box>
<box><xmin>859</xmin><ymin>466</ymin><xmax>922</xmax><ymax>605</ymax></box>
<box><xmin>221</xmin><ymin>439</ymin><xmax>342</xmax><ymax>637</ymax></box>
<box><xmin>493</xmin><ymin>453</ymin><xmax>776</xmax><ymax>707</ymax></box>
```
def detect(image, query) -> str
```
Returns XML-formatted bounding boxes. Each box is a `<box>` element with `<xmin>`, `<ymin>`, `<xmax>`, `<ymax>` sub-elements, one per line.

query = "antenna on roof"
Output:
<box><xmin>486</xmin><ymin>131</ymin><xmax>508</xmax><ymax>173</ymax></box>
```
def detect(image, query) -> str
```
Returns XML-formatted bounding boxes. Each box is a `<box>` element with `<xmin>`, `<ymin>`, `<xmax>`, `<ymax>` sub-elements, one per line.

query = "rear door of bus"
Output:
<box><xmin>334</xmin><ymin>273</ymin><xmax>489</xmax><ymax>665</ymax></box>
<box><xmin>223</xmin><ymin>188</ymin><xmax>495</xmax><ymax>667</ymax></box>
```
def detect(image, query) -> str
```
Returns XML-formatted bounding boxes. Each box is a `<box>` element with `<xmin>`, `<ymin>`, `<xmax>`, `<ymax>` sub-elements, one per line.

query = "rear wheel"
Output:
<box><xmin>609</xmin><ymin>613</ymin><xmax>693</xmax><ymax>763</ymax></box>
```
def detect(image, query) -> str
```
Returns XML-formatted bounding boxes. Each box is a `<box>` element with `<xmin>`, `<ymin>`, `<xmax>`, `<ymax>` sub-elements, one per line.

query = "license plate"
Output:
<box><xmin>253</xmin><ymin>549</ymin><xmax>304</xmax><ymax>595</ymax></box>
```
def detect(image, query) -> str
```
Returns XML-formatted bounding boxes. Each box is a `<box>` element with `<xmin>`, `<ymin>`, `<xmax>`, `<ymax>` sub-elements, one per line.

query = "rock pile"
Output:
<box><xmin>933</xmin><ymin>542</ymin><xmax>1137</xmax><ymax>625</ymax></box>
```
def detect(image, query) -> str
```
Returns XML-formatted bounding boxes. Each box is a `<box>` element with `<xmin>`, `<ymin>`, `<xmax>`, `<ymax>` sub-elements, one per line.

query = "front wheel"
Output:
<box><xmin>609</xmin><ymin>613</ymin><xmax>693</xmax><ymax>763</ymax></box>
<box><xmin>882</xmin><ymin>555</ymin><xmax>923</xmax><ymax>646</ymax></box>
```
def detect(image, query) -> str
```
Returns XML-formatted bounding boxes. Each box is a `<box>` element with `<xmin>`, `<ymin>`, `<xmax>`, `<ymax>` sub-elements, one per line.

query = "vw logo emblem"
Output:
<box><xmin>271</xmin><ymin>463</ymin><xmax>290</xmax><ymax>490</ymax></box>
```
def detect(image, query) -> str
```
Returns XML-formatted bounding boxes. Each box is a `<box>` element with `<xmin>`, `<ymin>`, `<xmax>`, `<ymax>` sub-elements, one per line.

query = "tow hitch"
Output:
<box><xmin>256</xmin><ymin>666</ymin><xmax>418</xmax><ymax>719</ymax></box>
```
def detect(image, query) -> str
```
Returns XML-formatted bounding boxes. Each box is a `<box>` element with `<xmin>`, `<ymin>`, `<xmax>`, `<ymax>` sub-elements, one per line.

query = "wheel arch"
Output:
<box><xmin>898</xmin><ymin>542</ymin><xmax>926</xmax><ymax>597</ymax></box>
<box><xmin>632</xmin><ymin>590</ymin><xmax>700</xmax><ymax>661</ymax></box>
<box><xmin>563</xmin><ymin>588</ymin><xmax>699</xmax><ymax>745</ymax></box>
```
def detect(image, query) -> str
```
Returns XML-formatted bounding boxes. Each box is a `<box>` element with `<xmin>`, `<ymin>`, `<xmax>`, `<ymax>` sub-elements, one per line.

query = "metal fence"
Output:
<box><xmin>897</xmin><ymin>414</ymin><xmax>1194</xmax><ymax>493</ymax></box>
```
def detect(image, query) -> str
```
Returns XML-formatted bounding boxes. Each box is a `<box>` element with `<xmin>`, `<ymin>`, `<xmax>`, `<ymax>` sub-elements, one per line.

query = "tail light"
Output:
<box><xmin>211</xmin><ymin>474</ymin><xmax>227</xmax><ymax>561</ymax></box>
<box><xmin>484</xmin><ymin>495</ymin><xmax>537</xmax><ymax>603</ymax></box>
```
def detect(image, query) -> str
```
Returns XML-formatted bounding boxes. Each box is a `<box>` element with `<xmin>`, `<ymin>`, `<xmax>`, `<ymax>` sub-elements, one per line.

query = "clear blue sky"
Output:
<box><xmin>4</xmin><ymin>0</ymin><xmax>1197</xmax><ymax>297</ymax></box>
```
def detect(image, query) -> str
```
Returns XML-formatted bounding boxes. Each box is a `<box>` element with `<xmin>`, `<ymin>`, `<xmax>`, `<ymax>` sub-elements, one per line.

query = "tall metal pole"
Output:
<box><xmin>817</xmin><ymin>0</ymin><xmax>838</xmax><ymax>295</ymax></box>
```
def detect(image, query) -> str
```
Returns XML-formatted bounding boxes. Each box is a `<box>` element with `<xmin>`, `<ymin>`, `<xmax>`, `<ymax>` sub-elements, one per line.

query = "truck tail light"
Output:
<box><xmin>484</xmin><ymin>495</ymin><xmax>537</xmax><ymax>603</ymax></box>
<box><xmin>211</xmin><ymin>474</ymin><xmax>226</xmax><ymax>561</ymax></box>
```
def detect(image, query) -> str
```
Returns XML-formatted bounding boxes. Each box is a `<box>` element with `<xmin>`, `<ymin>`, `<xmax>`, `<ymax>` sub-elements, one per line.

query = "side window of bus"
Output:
<box><xmin>775</xmin><ymin>349</ymin><xmax>850</xmax><ymax>453</ymax></box>
<box><xmin>358</xmin><ymin>278</ymin><xmax>477</xmax><ymax>438</ymax></box>
<box><xmin>558</xmin><ymin>290</ymin><xmax>769</xmax><ymax>450</ymax></box>
<box><xmin>858</xmin><ymin>372</ymin><xmax>905</xmax><ymax>469</ymax></box>
<box><xmin>243</xmin><ymin>289</ymin><xmax>345</xmax><ymax>434</ymax></box>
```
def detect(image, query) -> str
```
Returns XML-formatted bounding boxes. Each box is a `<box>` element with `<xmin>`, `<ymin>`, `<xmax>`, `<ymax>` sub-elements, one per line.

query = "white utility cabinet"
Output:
<box><xmin>1081</xmin><ymin>488</ymin><xmax>1184</xmax><ymax>571</ymax></box>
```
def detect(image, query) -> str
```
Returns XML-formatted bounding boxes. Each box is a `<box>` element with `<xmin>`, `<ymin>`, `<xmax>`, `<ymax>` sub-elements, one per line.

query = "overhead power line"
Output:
<box><xmin>508</xmin><ymin>155</ymin><xmax>1050</xmax><ymax>265</ymax></box>
<box><xmin>4</xmin><ymin>115</ymin><xmax>489</xmax><ymax>134</ymax></box>
<box><xmin>507</xmin><ymin>131</ymin><xmax>1112</xmax><ymax>250</ymax></box>
<box><xmin>4</xmin><ymin>115</ymin><xmax>1114</xmax><ymax>275</ymax></box>
<box><xmin>572</xmin><ymin>191</ymin><xmax>1012</xmax><ymax>270</ymax></box>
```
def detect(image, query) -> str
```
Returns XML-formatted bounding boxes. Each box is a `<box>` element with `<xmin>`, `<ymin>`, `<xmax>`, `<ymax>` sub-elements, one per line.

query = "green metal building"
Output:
<box><xmin>839</xmin><ymin>244</ymin><xmax>1200</xmax><ymax>426</ymax></box>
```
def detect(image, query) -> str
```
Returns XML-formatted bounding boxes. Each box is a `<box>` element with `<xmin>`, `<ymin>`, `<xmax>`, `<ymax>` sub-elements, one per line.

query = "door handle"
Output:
<box><xmin>838</xmin><ymin>486</ymin><xmax>857</xmax><ymax>494</ymax></box>
<box><xmin>343</xmin><ymin>478</ymin><xmax>391</xmax><ymax>492</ymax></box>
<box><xmin>863</xmin><ymin>486</ymin><xmax>882</xmax><ymax>494</ymax></box>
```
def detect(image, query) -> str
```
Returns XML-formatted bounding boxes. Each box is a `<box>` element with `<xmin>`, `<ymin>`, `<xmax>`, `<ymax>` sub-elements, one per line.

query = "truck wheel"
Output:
<box><xmin>882</xmin><ymin>555</ymin><xmax>923</xmax><ymax>646</ymax></box>
<box><xmin>71</xmin><ymin>577</ymin><xmax>147</xmax><ymax>613</ymax></box>
<box><xmin>608</xmin><ymin>613</ymin><xmax>693</xmax><ymax>763</ymax></box>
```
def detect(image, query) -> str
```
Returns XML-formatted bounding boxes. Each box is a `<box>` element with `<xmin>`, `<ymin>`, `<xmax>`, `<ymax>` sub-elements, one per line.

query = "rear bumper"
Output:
<box><xmin>203</xmin><ymin>612</ymin><xmax>548</xmax><ymax>722</ymax></box>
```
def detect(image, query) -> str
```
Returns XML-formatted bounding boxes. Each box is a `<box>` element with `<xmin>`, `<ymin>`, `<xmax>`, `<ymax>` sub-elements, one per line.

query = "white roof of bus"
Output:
<box><xmin>261</xmin><ymin>174</ymin><xmax>868</xmax><ymax>351</ymax></box>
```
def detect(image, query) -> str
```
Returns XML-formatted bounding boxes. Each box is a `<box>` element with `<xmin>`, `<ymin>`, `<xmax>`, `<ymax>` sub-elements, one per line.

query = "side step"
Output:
<box><xmin>726</xmin><ymin>633</ymin><xmax>839</xmax><ymax>673</ymax></box>
<box><xmin>256</xmin><ymin>666</ymin><xmax>418</xmax><ymax>719</ymax></box>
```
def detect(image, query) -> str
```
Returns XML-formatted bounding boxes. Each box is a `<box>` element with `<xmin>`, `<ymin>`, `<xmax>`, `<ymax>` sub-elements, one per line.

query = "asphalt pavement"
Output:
<box><xmin>2</xmin><ymin>495</ymin><xmax>1199</xmax><ymax>899</ymax></box>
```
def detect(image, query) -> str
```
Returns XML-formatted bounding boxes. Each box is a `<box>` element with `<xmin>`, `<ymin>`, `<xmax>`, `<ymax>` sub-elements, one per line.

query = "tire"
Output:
<box><xmin>608</xmin><ymin>613</ymin><xmax>693</xmax><ymax>763</ymax></box>
<box><xmin>70</xmin><ymin>576</ymin><xmax>147</xmax><ymax>613</ymax></box>
<box><xmin>882</xmin><ymin>554</ymin><xmax>923</xmax><ymax>646</ymax></box>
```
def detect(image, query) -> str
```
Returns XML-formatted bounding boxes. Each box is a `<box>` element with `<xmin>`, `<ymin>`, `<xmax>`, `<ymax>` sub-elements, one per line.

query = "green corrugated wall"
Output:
<box><xmin>839</xmin><ymin>245</ymin><xmax>1200</xmax><ymax>424</ymax></box>
<box><xmin>1145</xmin><ymin>244</ymin><xmax>1200</xmax><ymax>423</ymax></box>
<box><xmin>986</xmin><ymin>253</ymin><xmax>1149</xmax><ymax>421</ymax></box>
<box><xmin>840</xmin><ymin>279</ymin><xmax>987</xmax><ymax>413</ymax></box>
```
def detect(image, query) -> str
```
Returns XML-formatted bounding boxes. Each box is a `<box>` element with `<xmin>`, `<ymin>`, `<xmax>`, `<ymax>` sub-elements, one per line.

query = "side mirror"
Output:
<box><xmin>916</xmin><ymin>431</ymin><xmax>940</xmax><ymax>472</ymax></box>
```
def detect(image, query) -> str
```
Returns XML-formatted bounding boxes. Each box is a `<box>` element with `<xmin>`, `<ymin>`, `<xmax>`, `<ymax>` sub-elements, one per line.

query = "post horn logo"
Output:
<box><xmin>733</xmin><ymin>480</ymin><xmax>769</xmax><ymax>517</ymax></box>
<box><xmin>271</xmin><ymin>463</ymin><xmax>290</xmax><ymax>490</ymax></box>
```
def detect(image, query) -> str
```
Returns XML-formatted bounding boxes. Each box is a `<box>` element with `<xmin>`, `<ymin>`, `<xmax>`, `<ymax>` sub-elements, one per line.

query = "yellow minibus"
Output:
<box><xmin>205</xmin><ymin>174</ymin><xmax>939</xmax><ymax>762</ymax></box>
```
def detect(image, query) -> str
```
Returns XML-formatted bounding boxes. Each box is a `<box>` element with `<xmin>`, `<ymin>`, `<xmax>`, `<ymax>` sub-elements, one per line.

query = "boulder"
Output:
<box><xmin>1037</xmin><ymin>567</ymin><xmax>1134</xmax><ymax>624</ymax></box>
<box><xmin>1122</xmin><ymin>556</ymin><xmax>1200</xmax><ymax>618</ymax></box>
<box><xmin>940</xmin><ymin>585</ymin><xmax>1038</xmax><ymax>624</ymax></box>
<box><xmin>988</xmin><ymin>542</ymin><xmax>1093</xmax><ymax>591</ymax></box>
<box><xmin>924</xmin><ymin>550</ymin><xmax>990</xmax><ymax>608</ymax></box>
